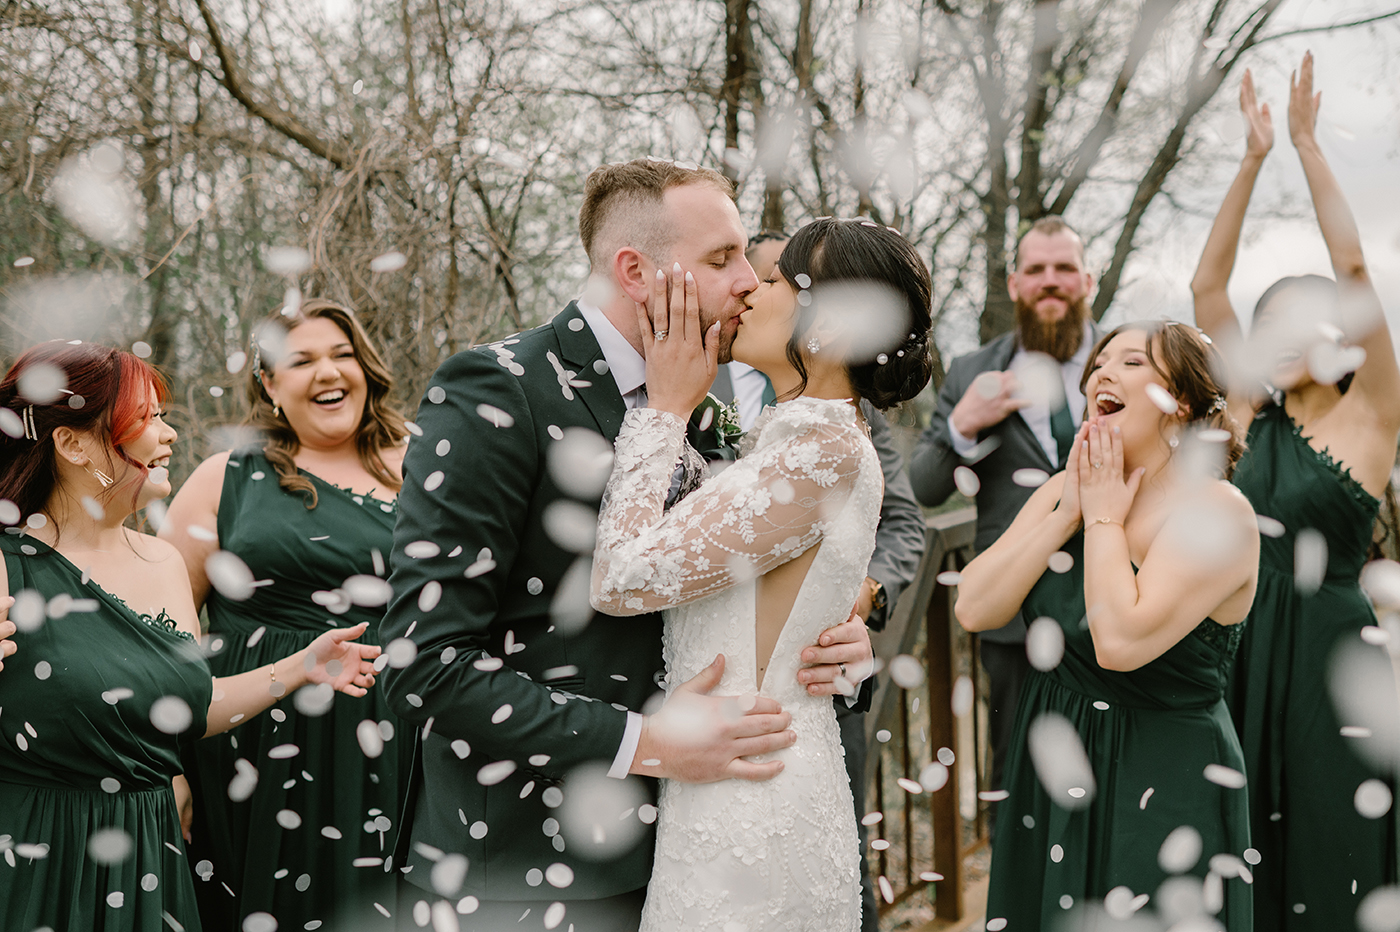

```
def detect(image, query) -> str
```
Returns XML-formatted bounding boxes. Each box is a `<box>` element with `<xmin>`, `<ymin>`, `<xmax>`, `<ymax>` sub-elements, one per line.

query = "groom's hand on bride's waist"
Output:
<box><xmin>798</xmin><ymin>611</ymin><xmax>874</xmax><ymax>698</ymax></box>
<box><xmin>629</xmin><ymin>654</ymin><xmax>795</xmax><ymax>784</ymax></box>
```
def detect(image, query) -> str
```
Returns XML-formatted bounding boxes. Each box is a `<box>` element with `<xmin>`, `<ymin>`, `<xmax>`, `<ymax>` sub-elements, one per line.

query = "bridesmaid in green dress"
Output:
<box><xmin>161</xmin><ymin>300</ymin><xmax>410</xmax><ymax>932</ymax></box>
<box><xmin>957</xmin><ymin>323</ymin><xmax>1261</xmax><ymax>929</ymax></box>
<box><xmin>0</xmin><ymin>340</ymin><xmax>380</xmax><ymax>932</ymax></box>
<box><xmin>1193</xmin><ymin>54</ymin><xmax>1400</xmax><ymax>930</ymax></box>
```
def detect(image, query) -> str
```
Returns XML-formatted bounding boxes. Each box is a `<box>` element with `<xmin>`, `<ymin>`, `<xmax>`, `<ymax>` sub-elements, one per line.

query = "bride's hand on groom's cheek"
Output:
<box><xmin>798</xmin><ymin>611</ymin><xmax>873</xmax><ymax>697</ymax></box>
<box><xmin>630</xmin><ymin>654</ymin><xmax>796</xmax><ymax>784</ymax></box>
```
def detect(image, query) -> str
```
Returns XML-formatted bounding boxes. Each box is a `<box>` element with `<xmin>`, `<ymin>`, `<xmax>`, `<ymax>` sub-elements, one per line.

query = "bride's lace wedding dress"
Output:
<box><xmin>592</xmin><ymin>396</ymin><xmax>883</xmax><ymax>932</ymax></box>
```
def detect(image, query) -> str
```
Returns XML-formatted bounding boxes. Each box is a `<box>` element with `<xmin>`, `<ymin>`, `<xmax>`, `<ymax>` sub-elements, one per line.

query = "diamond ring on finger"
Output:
<box><xmin>653</xmin><ymin>330</ymin><xmax>668</xmax><ymax>341</ymax></box>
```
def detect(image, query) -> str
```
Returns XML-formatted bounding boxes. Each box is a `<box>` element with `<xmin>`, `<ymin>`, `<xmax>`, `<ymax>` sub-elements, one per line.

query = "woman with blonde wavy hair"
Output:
<box><xmin>161</xmin><ymin>299</ymin><xmax>411</xmax><ymax>932</ymax></box>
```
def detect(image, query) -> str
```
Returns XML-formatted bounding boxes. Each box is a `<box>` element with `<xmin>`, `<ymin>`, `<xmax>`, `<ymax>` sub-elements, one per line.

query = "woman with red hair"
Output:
<box><xmin>0</xmin><ymin>340</ymin><xmax>381</xmax><ymax>932</ymax></box>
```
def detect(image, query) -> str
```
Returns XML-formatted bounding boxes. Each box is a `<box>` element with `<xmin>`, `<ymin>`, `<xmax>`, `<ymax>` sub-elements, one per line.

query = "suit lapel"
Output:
<box><xmin>553</xmin><ymin>302</ymin><xmax>628</xmax><ymax>442</ymax></box>
<box><xmin>992</xmin><ymin>332</ymin><xmax>1057</xmax><ymax>472</ymax></box>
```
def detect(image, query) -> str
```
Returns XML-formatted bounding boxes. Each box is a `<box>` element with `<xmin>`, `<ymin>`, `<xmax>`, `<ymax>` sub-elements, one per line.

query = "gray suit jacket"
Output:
<box><xmin>712</xmin><ymin>365</ymin><xmax>925</xmax><ymax>630</ymax></box>
<box><xmin>907</xmin><ymin>329</ymin><xmax>1099</xmax><ymax>643</ymax></box>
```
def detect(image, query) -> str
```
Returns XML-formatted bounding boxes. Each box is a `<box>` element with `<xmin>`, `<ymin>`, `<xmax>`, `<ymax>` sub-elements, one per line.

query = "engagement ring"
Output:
<box><xmin>1093</xmin><ymin>461</ymin><xmax>1103</xmax><ymax>469</ymax></box>
<box><xmin>653</xmin><ymin>330</ymin><xmax>668</xmax><ymax>341</ymax></box>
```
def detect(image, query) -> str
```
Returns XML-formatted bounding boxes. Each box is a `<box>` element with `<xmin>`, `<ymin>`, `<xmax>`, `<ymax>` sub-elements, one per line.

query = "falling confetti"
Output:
<box><xmin>88</xmin><ymin>828</ymin><xmax>133</xmax><ymax>865</ymax></box>
<box><xmin>935</xmin><ymin>571</ymin><xmax>961</xmax><ymax>587</ymax></box>
<box><xmin>264</xmin><ymin>246</ymin><xmax>311</xmax><ymax>276</ymax></box>
<box><xmin>18</xmin><ymin>362</ymin><xmax>67</xmax><ymax>404</ymax></box>
<box><xmin>477</xmin><ymin>760</ymin><xmax>517</xmax><ymax>786</ymax></box>
<box><xmin>1203</xmin><ymin>764</ymin><xmax>1247</xmax><ymax>789</ymax></box>
<box><xmin>1013</xmin><ymin>468</ymin><xmax>1050</xmax><ymax>488</ymax></box>
<box><xmin>476</xmin><ymin>404</ymin><xmax>515</xmax><ymax>428</ymax></box>
<box><xmin>430</xmin><ymin>853</ymin><xmax>468</xmax><ymax>896</ymax></box>
<box><xmin>206</xmin><ymin>551</ymin><xmax>256</xmax><ymax>601</ymax></box>
<box><xmin>357</xmin><ymin>720</ymin><xmax>385</xmax><ymax>758</ymax></box>
<box><xmin>1357</xmin><ymin>885</ymin><xmax>1400</xmax><ymax>932</ymax></box>
<box><xmin>888</xmin><ymin>654</ymin><xmax>925</xmax><ymax>689</ymax></box>
<box><xmin>951</xmin><ymin>675</ymin><xmax>974</xmax><ymax>717</ymax></box>
<box><xmin>1294</xmin><ymin>529</ymin><xmax>1328</xmax><ymax>594</ymax></box>
<box><xmin>556</xmin><ymin>763</ymin><xmax>647</xmax><ymax>858</ymax></box>
<box><xmin>369</xmin><ymin>251</ymin><xmax>408</xmax><ymax>273</ymax></box>
<box><xmin>344</xmin><ymin>575</ymin><xmax>393</xmax><ymax>607</ymax></box>
<box><xmin>547</xmin><ymin>428</ymin><xmax>614</xmax><ymax>500</ymax></box>
<box><xmin>1047</xmin><ymin>551</ymin><xmax>1074</xmax><ymax>574</ymax></box>
<box><xmin>1356</xmin><ymin>779</ymin><xmax>1394</xmax><ymax>819</ymax></box>
<box><xmin>150</xmin><ymin>696</ymin><xmax>194</xmax><ymax>734</ymax></box>
<box><xmin>1159</xmin><ymin>825</ymin><xmax>1203</xmax><ymax>873</ymax></box>
<box><xmin>953</xmin><ymin>466</ymin><xmax>980</xmax><ymax>498</ymax></box>
<box><xmin>1027</xmin><ymin>713</ymin><xmax>1096</xmax><ymax>809</ymax></box>
<box><xmin>1145</xmin><ymin>383</ymin><xmax>1178</xmax><ymax>415</ymax></box>
<box><xmin>1026</xmin><ymin>617</ymin><xmax>1065</xmax><ymax>672</ymax></box>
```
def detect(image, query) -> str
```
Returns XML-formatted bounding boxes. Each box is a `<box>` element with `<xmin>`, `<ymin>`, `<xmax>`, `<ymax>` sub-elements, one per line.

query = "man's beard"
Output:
<box><xmin>1016</xmin><ymin>291</ymin><xmax>1088</xmax><ymax>362</ymax></box>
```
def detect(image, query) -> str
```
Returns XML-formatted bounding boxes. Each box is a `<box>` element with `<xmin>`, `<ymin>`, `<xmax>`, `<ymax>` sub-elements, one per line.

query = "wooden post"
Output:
<box><xmin>926</xmin><ymin>552</ymin><xmax>964</xmax><ymax>920</ymax></box>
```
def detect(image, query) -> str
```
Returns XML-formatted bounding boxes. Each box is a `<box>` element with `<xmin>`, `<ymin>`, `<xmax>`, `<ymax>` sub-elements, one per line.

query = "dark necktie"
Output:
<box><xmin>760</xmin><ymin>374</ymin><xmax>777</xmax><ymax>408</ymax></box>
<box><xmin>1050</xmin><ymin>400</ymin><xmax>1075</xmax><ymax>468</ymax></box>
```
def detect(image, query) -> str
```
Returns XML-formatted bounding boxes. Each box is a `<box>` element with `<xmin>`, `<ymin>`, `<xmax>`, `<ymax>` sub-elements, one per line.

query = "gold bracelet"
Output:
<box><xmin>1087</xmin><ymin>516</ymin><xmax>1122</xmax><ymax>528</ymax></box>
<box><xmin>268</xmin><ymin>662</ymin><xmax>277</xmax><ymax>683</ymax></box>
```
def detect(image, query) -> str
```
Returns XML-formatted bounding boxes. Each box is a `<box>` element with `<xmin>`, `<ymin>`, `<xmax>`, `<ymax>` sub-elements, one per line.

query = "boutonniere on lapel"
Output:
<box><xmin>688</xmin><ymin>393</ymin><xmax>743</xmax><ymax>462</ymax></box>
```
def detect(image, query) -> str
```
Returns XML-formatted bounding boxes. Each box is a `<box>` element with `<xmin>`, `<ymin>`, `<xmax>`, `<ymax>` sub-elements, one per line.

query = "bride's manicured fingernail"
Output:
<box><xmin>656</xmin><ymin>269</ymin><xmax>665</xmax><ymax>281</ymax></box>
<box><xmin>673</xmin><ymin>262</ymin><xmax>683</xmax><ymax>275</ymax></box>
<box><xmin>685</xmin><ymin>271</ymin><xmax>694</xmax><ymax>284</ymax></box>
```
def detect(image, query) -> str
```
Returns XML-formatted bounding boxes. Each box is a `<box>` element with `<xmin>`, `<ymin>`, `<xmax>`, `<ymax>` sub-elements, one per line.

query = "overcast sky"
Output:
<box><xmin>1106</xmin><ymin>3</ymin><xmax>1400</xmax><ymax>344</ymax></box>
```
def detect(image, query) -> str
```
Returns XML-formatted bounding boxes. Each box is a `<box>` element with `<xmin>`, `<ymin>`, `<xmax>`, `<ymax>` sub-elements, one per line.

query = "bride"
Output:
<box><xmin>590</xmin><ymin>218</ymin><xmax>935</xmax><ymax>931</ymax></box>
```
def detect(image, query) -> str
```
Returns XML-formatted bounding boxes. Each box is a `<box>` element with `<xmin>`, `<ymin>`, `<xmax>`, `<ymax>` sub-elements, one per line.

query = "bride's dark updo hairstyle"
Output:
<box><xmin>775</xmin><ymin>218</ymin><xmax>935</xmax><ymax>410</ymax></box>
<box><xmin>0</xmin><ymin>341</ymin><xmax>168</xmax><ymax>522</ymax></box>
<box><xmin>1080</xmin><ymin>320</ymin><xmax>1247</xmax><ymax>478</ymax></box>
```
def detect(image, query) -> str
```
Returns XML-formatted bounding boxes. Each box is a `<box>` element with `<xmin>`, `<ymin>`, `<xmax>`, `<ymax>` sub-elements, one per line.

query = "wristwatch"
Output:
<box><xmin>866</xmin><ymin>578</ymin><xmax>887</xmax><ymax>615</ymax></box>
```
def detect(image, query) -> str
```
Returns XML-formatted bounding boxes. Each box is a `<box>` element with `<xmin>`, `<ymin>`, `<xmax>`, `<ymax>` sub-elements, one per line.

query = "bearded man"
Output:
<box><xmin>907</xmin><ymin>217</ymin><xmax>1100</xmax><ymax>822</ymax></box>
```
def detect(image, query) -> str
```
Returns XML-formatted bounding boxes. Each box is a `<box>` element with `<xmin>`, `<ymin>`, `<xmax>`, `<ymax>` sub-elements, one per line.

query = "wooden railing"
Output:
<box><xmin>864</xmin><ymin>507</ymin><xmax>988</xmax><ymax>924</ymax></box>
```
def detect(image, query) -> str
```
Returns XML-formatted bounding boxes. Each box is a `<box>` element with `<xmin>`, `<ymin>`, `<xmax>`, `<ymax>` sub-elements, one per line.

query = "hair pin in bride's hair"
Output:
<box><xmin>21</xmin><ymin>404</ymin><xmax>38</xmax><ymax>441</ymax></box>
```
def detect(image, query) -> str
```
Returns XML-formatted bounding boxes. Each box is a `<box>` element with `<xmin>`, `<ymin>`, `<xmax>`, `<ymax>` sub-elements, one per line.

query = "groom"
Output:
<box><xmin>382</xmin><ymin>158</ymin><xmax>874</xmax><ymax>930</ymax></box>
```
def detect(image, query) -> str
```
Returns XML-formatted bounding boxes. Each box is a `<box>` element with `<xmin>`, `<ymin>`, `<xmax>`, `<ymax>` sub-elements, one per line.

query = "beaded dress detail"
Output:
<box><xmin>593</xmin><ymin>397</ymin><xmax>882</xmax><ymax>932</ymax></box>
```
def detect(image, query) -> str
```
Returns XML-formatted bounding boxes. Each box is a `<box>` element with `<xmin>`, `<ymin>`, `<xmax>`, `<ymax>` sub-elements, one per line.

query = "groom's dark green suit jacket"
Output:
<box><xmin>381</xmin><ymin>303</ymin><xmax>726</xmax><ymax>901</ymax></box>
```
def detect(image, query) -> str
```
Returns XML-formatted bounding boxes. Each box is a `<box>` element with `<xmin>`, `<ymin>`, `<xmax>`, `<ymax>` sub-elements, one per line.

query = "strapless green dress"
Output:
<box><xmin>1228</xmin><ymin>402</ymin><xmax>1398</xmax><ymax>931</ymax></box>
<box><xmin>0</xmin><ymin>534</ymin><xmax>212</xmax><ymax>931</ymax></box>
<box><xmin>985</xmin><ymin>534</ymin><xmax>1253</xmax><ymax>930</ymax></box>
<box><xmin>184</xmin><ymin>446</ymin><xmax>409</xmax><ymax>932</ymax></box>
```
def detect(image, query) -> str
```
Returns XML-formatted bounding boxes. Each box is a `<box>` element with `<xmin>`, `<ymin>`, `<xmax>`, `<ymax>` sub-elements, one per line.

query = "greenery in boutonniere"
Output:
<box><xmin>689</xmin><ymin>392</ymin><xmax>744</xmax><ymax>460</ymax></box>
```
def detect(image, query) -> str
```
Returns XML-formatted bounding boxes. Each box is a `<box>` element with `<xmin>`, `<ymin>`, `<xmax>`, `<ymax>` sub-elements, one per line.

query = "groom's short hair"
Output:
<box><xmin>580</xmin><ymin>159</ymin><xmax>734</xmax><ymax>272</ymax></box>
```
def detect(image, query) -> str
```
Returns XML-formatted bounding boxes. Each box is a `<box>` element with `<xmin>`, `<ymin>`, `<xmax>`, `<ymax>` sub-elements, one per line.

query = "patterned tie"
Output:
<box><xmin>1050</xmin><ymin>401</ymin><xmax>1075</xmax><ymax>468</ymax></box>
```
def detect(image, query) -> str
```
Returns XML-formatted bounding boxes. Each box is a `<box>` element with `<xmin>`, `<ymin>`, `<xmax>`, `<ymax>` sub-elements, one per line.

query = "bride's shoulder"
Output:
<box><xmin>744</xmin><ymin>397</ymin><xmax>870</xmax><ymax>461</ymax></box>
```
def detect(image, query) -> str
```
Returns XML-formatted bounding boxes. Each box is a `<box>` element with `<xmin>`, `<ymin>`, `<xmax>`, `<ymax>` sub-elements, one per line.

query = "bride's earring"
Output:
<box><xmin>90</xmin><ymin>467</ymin><xmax>113</xmax><ymax>489</ymax></box>
<box><xmin>272</xmin><ymin>403</ymin><xmax>281</xmax><ymax>418</ymax></box>
<box><xmin>1168</xmin><ymin>434</ymin><xmax>1180</xmax><ymax>450</ymax></box>
<box><xmin>806</xmin><ymin>337</ymin><xmax>821</xmax><ymax>354</ymax></box>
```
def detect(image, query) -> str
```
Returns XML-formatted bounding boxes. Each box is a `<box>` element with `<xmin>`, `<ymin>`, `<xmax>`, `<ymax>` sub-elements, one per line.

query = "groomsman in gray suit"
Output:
<box><xmin>706</xmin><ymin>230</ymin><xmax>926</xmax><ymax>932</ymax></box>
<box><xmin>907</xmin><ymin>217</ymin><xmax>1101</xmax><ymax>821</ymax></box>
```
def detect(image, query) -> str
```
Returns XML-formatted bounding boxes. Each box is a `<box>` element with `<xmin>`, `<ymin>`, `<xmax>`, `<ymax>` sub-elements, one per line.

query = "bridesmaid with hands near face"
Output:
<box><xmin>957</xmin><ymin>322</ymin><xmax>1260</xmax><ymax>929</ymax></box>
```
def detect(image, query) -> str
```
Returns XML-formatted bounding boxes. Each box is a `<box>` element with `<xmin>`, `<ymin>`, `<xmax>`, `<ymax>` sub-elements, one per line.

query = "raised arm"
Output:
<box><xmin>954</xmin><ymin>424</ymin><xmax>1084</xmax><ymax>632</ymax></box>
<box><xmin>1191</xmin><ymin>68</ymin><xmax>1273</xmax><ymax>358</ymax></box>
<box><xmin>1289</xmin><ymin>52</ymin><xmax>1400</xmax><ymax>425</ymax></box>
<box><xmin>591</xmin><ymin>408</ymin><xmax>864</xmax><ymax>615</ymax></box>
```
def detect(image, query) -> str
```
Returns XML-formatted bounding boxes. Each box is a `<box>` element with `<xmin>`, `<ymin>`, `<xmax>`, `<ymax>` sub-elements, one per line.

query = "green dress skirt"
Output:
<box><xmin>1228</xmin><ymin>402</ymin><xmax>1398</xmax><ymax>930</ymax></box>
<box><xmin>184</xmin><ymin>446</ymin><xmax>409</xmax><ymax>932</ymax></box>
<box><xmin>0</xmin><ymin>534</ymin><xmax>213</xmax><ymax>932</ymax></box>
<box><xmin>985</xmin><ymin>534</ymin><xmax>1253</xmax><ymax>930</ymax></box>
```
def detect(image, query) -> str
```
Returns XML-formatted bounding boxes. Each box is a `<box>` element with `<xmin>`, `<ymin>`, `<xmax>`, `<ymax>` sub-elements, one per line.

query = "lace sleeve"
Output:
<box><xmin>591</xmin><ymin>405</ymin><xmax>866</xmax><ymax>616</ymax></box>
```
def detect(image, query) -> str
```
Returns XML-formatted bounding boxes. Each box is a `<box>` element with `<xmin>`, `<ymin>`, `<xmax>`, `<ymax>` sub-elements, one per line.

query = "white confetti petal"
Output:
<box><xmin>1012</xmin><ymin>468</ymin><xmax>1050</xmax><ymax>488</ymax></box>
<box><xmin>1026</xmin><ymin>617</ymin><xmax>1065</xmax><ymax>672</ymax></box>
<box><xmin>150</xmin><ymin>696</ymin><xmax>194</xmax><ymax>734</ymax></box>
<box><xmin>1203</xmin><ymin>763</ymin><xmax>1247</xmax><ymax>788</ymax></box>
<box><xmin>953</xmin><ymin>466</ymin><xmax>980</xmax><ymax>497</ymax></box>
<box><xmin>357</xmin><ymin>720</ymin><xmax>385</xmax><ymax>758</ymax></box>
<box><xmin>369</xmin><ymin>251</ymin><xmax>408</xmax><ymax>273</ymax></box>
<box><xmin>88</xmin><ymin>828</ymin><xmax>133</xmax><ymax>865</ymax></box>
<box><xmin>477</xmin><ymin>760</ymin><xmax>517</xmax><ymax>786</ymax></box>
<box><xmin>206</xmin><ymin>551</ymin><xmax>256</xmax><ymax>601</ymax></box>
<box><xmin>888</xmin><ymin>654</ymin><xmax>924</xmax><ymax>689</ymax></box>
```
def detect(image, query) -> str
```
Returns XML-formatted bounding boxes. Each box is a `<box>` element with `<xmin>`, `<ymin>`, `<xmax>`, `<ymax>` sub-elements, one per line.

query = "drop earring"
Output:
<box><xmin>90</xmin><ymin>468</ymin><xmax>113</xmax><ymax>489</ymax></box>
<box><xmin>806</xmin><ymin>337</ymin><xmax>821</xmax><ymax>354</ymax></box>
<box><xmin>272</xmin><ymin>404</ymin><xmax>281</xmax><ymax>418</ymax></box>
<box><xmin>1168</xmin><ymin>435</ymin><xmax>1179</xmax><ymax>450</ymax></box>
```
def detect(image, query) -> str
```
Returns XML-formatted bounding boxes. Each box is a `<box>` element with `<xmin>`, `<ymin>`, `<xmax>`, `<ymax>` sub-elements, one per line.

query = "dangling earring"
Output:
<box><xmin>806</xmin><ymin>337</ymin><xmax>821</xmax><ymax>354</ymax></box>
<box><xmin>90</xmin><ymin>468</ymin><xmax>113</xmax><ymax>489</ymax></box>
<box><xmin>1168</xmin><ymin>435</ymin><xmax>1179</xmax><ymax>450</ymax></box>
<box><xmin>272</xmin><ymin>404</ymin><xmax>281</xmax><ymax>418</ymax></box>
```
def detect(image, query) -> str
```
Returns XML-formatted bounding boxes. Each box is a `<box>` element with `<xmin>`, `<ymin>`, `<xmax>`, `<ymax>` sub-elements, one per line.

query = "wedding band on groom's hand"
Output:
<box><xmin>838</xmin><ymin>663</ymin><xmax>847</xmax><ymax>679</ymax></box>
<box><xmin>653</xmin><ymin>330</ymin><xmax>668</xmax><ymax>341</ymax></box>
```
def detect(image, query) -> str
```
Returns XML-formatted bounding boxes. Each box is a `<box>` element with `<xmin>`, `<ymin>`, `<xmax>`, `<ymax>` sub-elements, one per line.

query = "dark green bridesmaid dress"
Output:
<box><xmin>1228</xmin><ymin>402</ymin><xmax>1398</xmax><ymax>930</ymax></box>
<box><xmin>985</xmin><ymin>534</ymin><xmax>1253</xmax><ymax>930</ymax></box>
<box><xmin>0</xmin><ymin>534</ymin><xmax>212</xmax><ymax>932</ymax></box>
<box><xmin>185</xmin><ymin>445</ymin><xmax>409</xmax><ymax>932</ymax></box>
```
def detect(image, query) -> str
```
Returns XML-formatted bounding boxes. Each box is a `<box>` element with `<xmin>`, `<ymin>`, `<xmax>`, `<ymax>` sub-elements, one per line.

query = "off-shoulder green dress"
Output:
<box><xmin>985</xmin><ymin>533</ymin><xmax>1253</xmax><ymax>930</ymax></box>
<box><xmin>184</xmin><ymin>445</ymin><xmax>409</xmax><ymax>932</ymax></box>
<box><xmin>1228</xmin><ymin>402</ymin><xmax>1398</xmax><ymax>931</ymax></box>
<box><xmin>0</xmin><ymin>534</ymin><xmax>212</xmax><ymax>932</ymax></box>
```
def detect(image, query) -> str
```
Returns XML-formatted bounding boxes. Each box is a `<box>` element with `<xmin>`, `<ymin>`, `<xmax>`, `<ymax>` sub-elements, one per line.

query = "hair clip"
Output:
<box><xmin>1206</xmin><ymin>395</ymin><xmax>1228</xmax><ymax>415</ymax></box>
<box><xmin>249</xmin><ymin>333</ymin><xmax>263</xmax><ymax>373</ymax></box>
<box><xmin>22</xmin><ymin>405</ymin><xmax>38</xmax><ymax>441</ymax></box>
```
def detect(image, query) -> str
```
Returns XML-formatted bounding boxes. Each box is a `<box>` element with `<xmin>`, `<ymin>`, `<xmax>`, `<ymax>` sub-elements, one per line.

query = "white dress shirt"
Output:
<box><xmin>948</xmin><ymin>323</ymin><xmax>1094</xmax><ymax>468</ymax></box>
<box><xmin>726</xmin><ymin>361</ymin><xmax>771</xmax><ymax>432</ymax></box>
<box><xmin>576</xmin><ymin>300</ymin><xmax>648</xmax><ymax>778</ymax></box>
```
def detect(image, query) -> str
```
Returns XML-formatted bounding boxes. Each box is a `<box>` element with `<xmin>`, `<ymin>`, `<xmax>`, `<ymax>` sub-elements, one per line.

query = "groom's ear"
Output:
<box><xmin>613</xmin><ymin>247</ymin><xmax>653</xmax><ymax>304</ymax></box>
